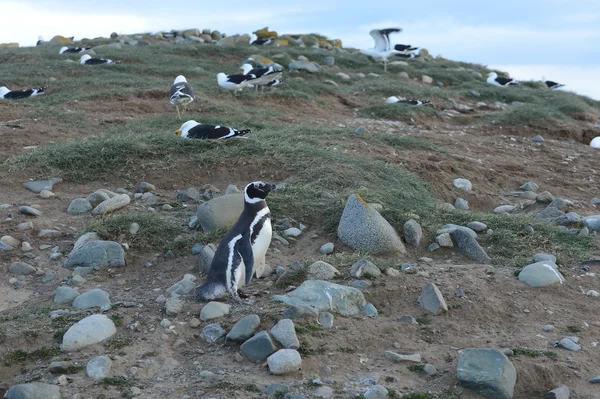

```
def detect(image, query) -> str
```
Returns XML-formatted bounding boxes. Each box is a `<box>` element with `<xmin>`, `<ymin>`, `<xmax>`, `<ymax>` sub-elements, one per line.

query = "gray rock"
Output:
<box><xmin>48</xmin><ymin>361</ymin><xmax>68</xmax><ymax>374</ymax></box>
<box><xmin>583</xmin><ymin>215</ymin><xmax>600</xmax><ymax>232</ymax></box>
<box><xmin>306</xmin><ymin>261</ymin><xmax>339</xmax><ymax>280</ymax></box>
<box><xmin>201</xmin><ymin>323</ymin><xmax>226</xmax><ymax>343</ymax></box>
<box><xmin>270</xmin><ymin>319</ymin><xmax>299</xmax><ymax>349</ymax></box>
<box><xmin>64</xmin><ymin>240</ymin><xmax>125</xmax><ymax>269</ymax></box>
<box><xmin>5</xmin><ymin>383</ymin><xmax>60</xmax><ymax>399</ymax></box>
<box><xmin>240</xmin><ymin>331</ymin><xmax>277</xmax><ymax>362</ymax></box>
<box><xmin>457</xmin><ymin>348</ymin><xmax>516</xmax><ymax>399</ymax></box>
<box><xmin>537</xmin><ymin>191</ymin><xmax>555</xmax><ymax>203</ymax></box>
<box><xmin>73</xmin><ymin>288</ymin><xmax>110</xmax><ymax>309</ymax></box>
<box><xmin>337</xmin><ymin>194</ymin><xmax>406</xmax><ymax>254</ymax></box>
<box><xmin>197</xmin><ymin>243</ymin><xmax>217</xmax><ymax>273</ymax></box>
<box><xmin>438</xmin><ymin>224</ymin><xmax>478</xmax><ymax>238</ymax></box>
<box><xmin>536</xmin><ymin>206</ymin><xmax>565</xmax><ymax>223</ymax></box>
<box><xmin>264</xmin><ymin>383</ymin><xmax>289</xmax><ymax>397</ymax></box>
<box><xmin>225</xmin><ymin>184</ymin><xmax>241</xmax><ymax>195</ymax></box>
<box><xmin>436</xmin><ymin>233</ymin><xmax>453</xmax><ymax>248</ymax></box>
<box><xmin>196</xmin><ymin>194</ymin><xmax>244</xmax><ymax>232</ymax></box>
<box><xmin>399</xmin><ymin>315</ymin><xmax>417</xmax><ymax>324</ymax></box>
<box><xmin>350</xmin><ymin>259</ymin><xmax>381</xmax><ymax>278</ymax></box>
<box><xmin>86</xmin><ymin>191</ymin><xmax>111</xmax><ymax>207</ymax></box>
<box><xmin>364</xmin><ymin>385</ymin><xmax>389</xmax><ymax>399</ymax></box>
<box><xmin>284</xmin><ymin>227</ymin><xmax>302</xmax><ymax>237</ymax></box>
<box><xmin>9</xmin><ymin>261</ymin><xmax>36</xmax><ymax>275</ymax></box>
<box><xmin>267</xmin><ymin>349</ymin><xmax>302</xmax><ymax>374</ymax></box>
<box><xmin>558</xmin><ymin>337</ymin><xmax>581</xmax><ymax>351</ymax></box>
<box><xmin>534</xmin><ymin>253</ymin><xmax>557</xmax><ymax>263</ymax></box>
<box><xmin>67</xmin><ymin>198</ymin><xmax>92</xmax><ymax>214</ymax></box>
<box><xmin>323</xmin><ymin>56</ymin><xmax>335</xmax><ymax>66</ymax></box>
<box><xmin>548</xmin><ymin>198</ymin><xmax>567</xmax><ymax>210</ymax></box>
<box><xmin>73</xmin><ymin>232</ymin><xmax>101</xmax><ymax>250</ymax></box>
<box><xmin>319</xmin><ymin>242</ymin><xmax>334</xmax><ymax>254</ymax></box>
<box><xmin>591</xmin><ymin>197</ymin><xmax>600</xmax><ymax>205</ymax></box>
<box><xmin>86</xmin><ymin>355</ymin><xmax>112</xmax><ymax>379</ymax></box>
<box><xmin>452</xmin><ymin>229</ymin><xmax>491</xmax><ymax>263</ymax></box>
<box><xmin>273</xmin><ymin>280</ymin><xmax>370</xmax><ymax>316</ymax></box>
<box><xmin>0</xmin><ymin>241</ymin><xmax>14</xmax><ymax>252</ymax></box>
<box><xmin>141</xmin><ymin>192</ymin><xmax>158</xmax><ymax>205</ymax></box>
<box><xmin>424</xmin><ymin>364</ymin><xmax>438</xmax><ymax>375</ymax></box>
<box><xmin>38</xmin><ymin>229</ymin><xmax>61</xmax><ymax>238</ymax></box>
<box><xmin>282</xmin><ymin>305</ymin><xmax>319</xmax><ymax>319</ymax></box>
<box><xmin>54</xmin><ymin>286</ymin><xmax>81</xmax><ymax>304</ymax></box>
<box><xmin>23</xmin><ymin>178</ymin><xmax>63</xmax><ymax>193</ymax></box>
<box><xmin>19</xmin><ymin>206</ymin><xmax>42</xmax><ymax>216</ymax></box>
<box><xmin>493</xmin><ymin>205</ymin><xmax>515</xmax><ymax>213</ymax></box>
<box><xmin>588</xmin><ymin>376</ymin><xmax>600</xmax><ymax>384</ymax></box>
<box><xmin>62</xmin><ymin>314</ymin><xmax>117</xmax><ymax>351</ymax></box>
<box><xmin>165</xmin><ymin>296</ymin><xmax>184</xmax><ymax>315</ymax></box>
<box><xmin>384</xmin><ymin>351</ymin><xmax>421</xmax><ymax>363</ymax></box>
<box><xmin>167</xmin><ymin>277</ymin><xmax>195</xmax><ymax>296</ymax></box>
<box><xmin>519</xmin><ymin>261</ymin><xmax>564</xmax><ymax>287</ymax></box>
<box><xmin>362</xmin><ymin>303</ymin><xmax>379</xmax><ymax>317</ymax></box>
<box><xmin>544</xmin><ymin>385</ymin><xmax>569</xmax><ymax>399</ymax></box>
<box><xmin>418</xmin><ymin>283</ymin><xmax>448</xmax><ymax>315</ymax></box>
<box><xmin>200</xmin><ymin>301</ymin><xmax>231</xmax><ymax>321</ymax></box>
<box><xmin>318</xmin><ymin>312</ymin><xmax>334</xmax><ymax>329</ymax></box>
<box><xmin>532</xmin><ymin>135</ymin><xmax>544</xmax><ymax>143</ymax></box>
<box><xmin>42</xmin><ymin>272</ymin><xmax>56</xmax><ymax>282</ymax></box>
<box><xmin>453</xmin><ymin>178</ymin><xmax>472</xmax><ymax>191</ymax></box>
<box><xmin>313</xmin><ymin>386</ymin><xmax>334</xmax><ymax>398</ymax></box>
<box><xmin>579</xmin><ymin>227</ymin><xmax>590</xmax><ymax>237</ymax></box>
<box><xmin>136</xmin><ymin>182</ymin><xmax>155</xmax><ymax>193</ymax></box>
<box><xmin>455</xmin><ymin>198</ymin><xmax>469</xmax><ymax>210</ymax></box>
<box><xmin>72</xmin><ymin>266</ymin><xmax>94</xmax><ymax>277</ymax></box>
<box><xmin>226</xmin><ymin>314</ymin><xmax>261</xmax><ymax>343</ymax></box>
<box><xmin>519</xmin><ymin>182</ymin><xmax>539</xmax><ymax>192</ymax></box>
<box><xmin>403</xmin><ymin>219</ymin><xmax>423</xmax><ymax>247</ymax></box>
<box><xmin>288</xmin><ymin>60</ymin><xmax>322</xmax><ymax>73</ymax></box>
<box><xmin>92</xmin><ymin>193</ymin><xmax>131</xmax><ymax>215</ymax></box>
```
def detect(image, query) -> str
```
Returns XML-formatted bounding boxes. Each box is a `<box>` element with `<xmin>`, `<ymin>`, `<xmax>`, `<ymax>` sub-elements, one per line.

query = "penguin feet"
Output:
<box><xmin>233</xmin><ymin>290</ymin><xmax>253</xmax><ymax>305</ymax></box>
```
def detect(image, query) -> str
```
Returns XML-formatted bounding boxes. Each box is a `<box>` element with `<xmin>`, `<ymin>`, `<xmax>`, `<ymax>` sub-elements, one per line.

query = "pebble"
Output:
<box><xmin>201</xmin><ymin>323</ymin><xmax>227</xmax><ymax>343</ymax></box>
<box><xmin>423</xmin><ymin>364</ymin><xmax>437</xmax><ymax>375</ymax></box>
<box><xmin>16</xmin><ymin>221</ymin><xmax>34</xmax><ymax>231</ymax></box>
<box><xmin>350</xmin><ymin>259</ymin><xmax>381</xmax><ymax>278</ymax></box>
<box><xmin>385</xmin><ymin>268</ymin><xmax>400</xmax><ymax>277</ymax></box>
<box><xmin>313</xmin><ymin>386</ymin><xmax>334</xmax><ymax>398</ymax></box>
<box><xmin>455</xmin><ymin>197</ymin><xmax>469</xmax><ymax>209</ymax></box>
<box><xmin>399</xmin><ymin>315</ymin><xmax>417</xmax><ymax>324</ymax></box>
<box><xmin>284</xmin><ymin>227</ymin><xmax>302</xmax><ymax>237</ymax></box>
<box><xmin>38</xmin><ymin>229</ymin><xmax>61</xmax><ymax>238</ymax></box>
<box><xmin>40</xmin><ymin>189</ymin><xmax>55</xmax><ymax>198</ymax></box>
<box><xmin>54</xmin><ymin>286</ymin><xmax>81</xmax><ymax>304</ymax></box>
<box><xmin>588</xmin><ymin>376</ymin><xmax>600</xmax><ymax>384</ymax></box>
<box><xmin>532</xmin><ymin>135</ymin><xmax>544</xmax><ymax>142</ymax></box>
<box><xmin>467</xmin><ymin>221</ymin><xmax>487</xmax><ymax>232</ymax></box>
<box><xmin>200</xmin><ymin>301</ymin><xmax>231</xmax><ymax>321</ymax></box>
<box><xmin>453</xmin><ymin>178</ymin><xmax>472</xmax><ymax>191</ymax></box>
<box><xmin>436</xmin><ymin>233</ymin><xmax>453</xmax><ymax>248</ymax></box>
<box><xmin>226</xmin><ymin>314</ymin><xmax>261</xmax><ymax>343</ymax></box>
<box><xmin>270</xmin><ymin>319</ymin><xmax>300</xmax><ymax>349</ymax></box>
<box><xmin>42</xmin><ymin>272</ymin><xmax>56</xmax><ymax>283</ymax></box>
<box><xmin>240</xmin><ymin>331</ymin><xmax>277</xmax><ymax>362</ymax></box>
<box><xmin>189</xmin><ymin>318</ymin><xmax>200</xmax><ymax>328</ymax></box>
<box><xmin>9</xmin><ymin>261</ymin><xmax>36</xmax><ymax>275</ymax></box>
<box><xmin>418</xmin><ymin>283</ymin><xmax>448</xmax><ymax>315</ymax></box>
<box><xmin>86</xmin><ymin>355</ymin><xmax>112</xmax><ymax>379</ymax></box>
<box><xmin>67</xmin><ymin>198</ymin><xmax>92</xmax><ymax>214</ymax></box>
<box><xmin>403</xmin><ymin>219</ymin><xmax>423</xmax><ymax>247</ymax></box>
<box><xmin>137</xmin><ymin>182</ymin><xmax>155</xmax><ymax>193</ymax></box>
<box><xmin>264</xmin><ymin>383</ymin><xmax>290</xmax><ymax>397</ymax></box>
<box><xmin>319</xmin><ymin>242</ymin><xmax>334</xmax><ymax>254</ymax></box>
<box><xmin>62</xmin><ymin>314</ymin><xmax>116</xmax><ymax>351</ymax></box>
<box><xmin>558</xmin><ymin>337</ymin><xmax>581</xmax><ymax>351</ymax></box>
<box><xmin>165</xmin><ymin>296</ymin><xmax>184</xmax><ymax>315</ymax></box>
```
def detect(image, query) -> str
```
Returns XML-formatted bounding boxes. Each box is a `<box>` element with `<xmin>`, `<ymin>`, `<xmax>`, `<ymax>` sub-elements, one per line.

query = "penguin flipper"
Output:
<box><xmin>239</xmin><ymin>234</ymin><xmax>254</xmax><ymax>285</ymax></box>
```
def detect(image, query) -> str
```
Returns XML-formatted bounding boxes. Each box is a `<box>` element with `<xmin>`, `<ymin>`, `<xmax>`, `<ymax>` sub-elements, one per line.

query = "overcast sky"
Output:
<box><xmin>1</xmin><ymin>0</ymin><xmax>599</xmax><ymax>98</ymax></box>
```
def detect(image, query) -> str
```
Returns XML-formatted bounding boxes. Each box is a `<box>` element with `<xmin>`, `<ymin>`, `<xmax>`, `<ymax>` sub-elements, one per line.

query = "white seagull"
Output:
<box><xmin>59</xmin><ymin>46</ymin><xmax>91</xmax><ymax>54</ymax></box>
<box><xmin>169</xmin><ymin>75</ymin><xmax>195</xmax><ymax>119</ymax></box>
<box><xmin>80</xmin><ymin>54</ymin><xmax>119</xmax><ymax>65</ymax></box>
<box><xmin>542</xmin><ymin>76</ymin><xmax>565</xmax><ymax>90</ymax></box>
<box><xmin>175</xmin><ymin>120</ymin><xmax>251</xmax><ymax>140</ymax></box>
<box><xmin>360</xmin><ymin>28</ymin><xmax>410</xmax><ymax>72</ymax></box>
<box><xmin>216</xmin><ymin>72</ymin><xmax>256</xmax><ymax>92</ymax></box>
<box><xmin>487</xmin><ymin>72</ymin><xmax>520</xmax><ymax>87</ymax></box>
<box><xmin>0</xmin><ymin>86</ymin><xmax>47</xmax><ymax>100</ymax></box>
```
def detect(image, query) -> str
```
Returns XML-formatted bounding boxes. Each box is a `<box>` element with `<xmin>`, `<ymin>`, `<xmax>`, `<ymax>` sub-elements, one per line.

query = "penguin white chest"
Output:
<box><xmin>252</xmin><ymin>217</ymin><xmax>272</xmax><ymax>264</ymax></box>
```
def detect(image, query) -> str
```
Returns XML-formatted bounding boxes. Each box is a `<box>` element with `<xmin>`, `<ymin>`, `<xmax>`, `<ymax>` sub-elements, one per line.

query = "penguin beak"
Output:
<box><xmin>175</xmin><ymin>129</ymin><xmax>181</xmax><ymax>135</ymax></box>
<box><xmin>264</xmin><ymin>183</ymin><xmax>276</xmax><ymax>192</ymax></box>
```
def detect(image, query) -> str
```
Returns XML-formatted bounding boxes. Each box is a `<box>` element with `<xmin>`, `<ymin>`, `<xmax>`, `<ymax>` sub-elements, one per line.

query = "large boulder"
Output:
<box><xmin>518</xmin><ymin>261</ymin><xmax>564</xmax><ymax>287</ymax></box>
<box><xmin>196</xmin><ymin>194</ymin><xmax>244</xmax><ymax>232</ymax></box>
<box><xmin>457</xmin><ymin>348</ymin><xmax>517</xmax><ymax>399</ymax></box>
<box><xmin>337</xmin><ymin>194</ymin><xmax>405</xmax><ymax>254</ymax></box>
<box><xmin>64</xmin><ymin>240</ymin><xmax>125</xmax><ymax>269</ymax></box>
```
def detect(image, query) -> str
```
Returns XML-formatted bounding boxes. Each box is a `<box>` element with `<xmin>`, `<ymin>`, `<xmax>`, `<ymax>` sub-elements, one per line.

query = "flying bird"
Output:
<box><xmin>542</xmin><ymin>76</ymin><xmax>565</xmax><ymax>90</ymax></box>
<box><xmin>169</xmin><ymin>75</ymin><xmax>195</xmax><ymax>119</ymax></box>
<box><xmin>217</xmin><ymin>72</ymin><xmax>256</xmax><ymax>92</ymax></box>
<box><xmin>240</xmin><ymin>63</ymin><xmax>283</xmax><ymax>90</ymax></box>
<box><xmin>80</xmin><ymin>54</ymin><xmax>119</xmax><ymax>65</ymax></box>
<box><xmin>360</xmin><ymin>28</ymin><xmax>416</xmax><ymax>71</ymax></box>
<box><xmin>175</xmin><ymin>120</ymin><xmax>251</xmax><ymax>140</ymax></box>
<box><xmin>487</xmin><ymin>72</ymin><xmax>520</xmax><ymax>87</ymax></box>
<box><xmin>59</xmin><ymin>46</ymin><xmax>91</xmax><ymax>54</ymax></box>
<box><xmin>0</xmin><ymin>86</ymin><xmax>47</xmax><ymax>100</ymax></box>
<box><xmin>394</xmin><ymin>44</ymin><xmax>419</xmax><ymax>52</ymax></box>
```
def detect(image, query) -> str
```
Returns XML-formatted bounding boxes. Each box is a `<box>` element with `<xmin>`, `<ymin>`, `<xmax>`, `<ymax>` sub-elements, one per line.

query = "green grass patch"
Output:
<box><xmin>5</xmin><ymin>346</ymin><xmax>61</xmax><ymax>364</ymax></box>
<box><xmin>358</xmin><ymin>103</ymin><xmax>439</xmax><ymax>121</ymax></box>
<box><xmin>407</xmin><ymin>363</ymin><xmax>426</xmax><ymax>372</ymax></box>
<box><xmin>336</xmin><ymin>346</ymin><xmax>356</xmax><ymax>353</ymax></box>
<box><xmin>100</xmin><ymin>376</ymin><xmax>130</xmax><ymax>386</ymax></box>
<box><xmin>104</xmin><ymin>336</ymin><xmax>133</xmax><ymax>350</ymax></box>
<box><xmin>567</xmin><ymin>325</ymin><xmax>582</xmax><ymax>333</ymax></box>
<box><xmin>512</xmin><ymin>347</ymin><xmax>558</xmax><ymax>360</ymax></box>
<box><xmin>415</xmin><ymin>315</ymin><xmax>432</xmax><ymax>325</ymax></box>
<box><xmin>402</xmin><ymin>393</ymin><xmax>432</xmax><ymax>399</ymax></box>
<box><xmin>377</xmin><ymin>135</ymin><xmax>445</xmax><ymax>153</ymax></box>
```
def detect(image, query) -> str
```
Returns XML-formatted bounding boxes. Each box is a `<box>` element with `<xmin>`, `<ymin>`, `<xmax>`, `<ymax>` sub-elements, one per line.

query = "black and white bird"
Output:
<box><xmin>542</xmin><ymin>76</ymin><xmax>565</xmax><ymax>90</ymax></box>
<box><xmin>394</xmin><ymin>53</ymin><xmax>419</xmax><ymax>59</ymax></box>
<box><xmin>394</xmin><ymin>44</ymin><xmax>419</xmax><ymax>52</ymax></box>
<box><xmin>169</xmin><ymin>75</ymin><xmax>195</xmax><ymax>119</ymax></box>
<box><xmin>386</xmin><ymin>96</ymin><xmax>430</xmax><ymax>105</ymax></box>
<box><xmin>360</xmin><ymin>28</ymin><xmax>414</xmax><ymax>72</ymax></box>
<box><xmin>80</xmin><ymin>54</ymin><xmax>119</xmax><ymax>65</ymax></box>
<box><xmin>36</xmin><ymin>36</ymin><xmax>44</xmax><ymax>46</ymax></box>
<box><xmin>175</xmin><ymin>120</ymin><xmax>251</xmax><ymax>140</ymax></box>
<box><xmin>59</xmin><ymin>46</ymin><xmax>91</xmax><ymax>54</ymax></box>
<box><xmin>196</xmin><ymin>181</ymin><xmax>275</xmax><ymax>303</ymax></box>
<box><xmin>240</xmin><ymin>63</ymin><xmax>283</xmax><ymax>90</ymax></box>
<box><xmin>217</xmin><ymin>72</ymin><xmax>256</xmax><ymax>92</ymax></box>
<box><xmin>487</xmin><ymin>72</ymin><xmax>519</xmax><ymax>87</ymax></box>
<box><xmin>266</xmin><ymin>79</ymin><xmax>283</xmax><ymax>87</ymax></box>
<box><xmin>0</xmin><ymin>86</ymin><xmax>47</xmax><ymax>100</ymax></box>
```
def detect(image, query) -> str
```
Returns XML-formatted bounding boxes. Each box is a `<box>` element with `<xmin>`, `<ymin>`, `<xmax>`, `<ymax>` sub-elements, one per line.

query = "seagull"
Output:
<box><xmin>394</xmin><ymin>44</ymin><xmax>419</xmax><ymax>52</ymax></box>
<box><xmin>386</xmin><ymin>96</ymin><xmax>430</xmax><ymax>105</ymax></box>
<box><xmin>80</xmin><ymin>54</ymin><xmax>119</xmax><ymax>65</ymax></box>
<box><xmin>59</xmin><ymin>46</ymin><xmax>91</xmax><ymax>54</ymax></box>
<box><xmin>0</xmin><ymin>86</ymin><xmax>47</xmax><ymax>100</ymax></box>
<box><xmin>487</xmin><ymin>72</ymin><xmax>520</xmax><ymax>87</ymax></box>
<box><xmin>360</xmin><ymin>28</ymin><xmax>411</xmax><ymax>72</ymax></box>
<box><xmin>542</xmin><ymin>76</ymin><xmax>565</xmax><ymax>90</ymax></box>
<box><xmin>175</xmin><ymin>120</ymin><xmax>251</xmax><ymax>140</ymax></box>
<box><xmin>249</xmin><ymin>34</ymin><xmax>273</xmax><ymax>46</ymax></box>
<box><xmin>169</xmin><ymin>75</ymin><xmax>195</xmax><ymax>119</ymax></box>
<box><xmin>36</xmin><ymin>36</ymin><xmax>44</xmax><ymax>46</ymax></box>
<box><xmin>240</xmin><ymin>63</ymin><xmax>283</xmax><ymax>91</ymax></box>
<box><xmin>394</xmin><ymin>53</ymin><xmax>419</xmax><ymax>59</ymax></box>
<box><xmin>216</xmin><ymin>72</ymin><xmax>256</xmax><ymax>92</ymax></box>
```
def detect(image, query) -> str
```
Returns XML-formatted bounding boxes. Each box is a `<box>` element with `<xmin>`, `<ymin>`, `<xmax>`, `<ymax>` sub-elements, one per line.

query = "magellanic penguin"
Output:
<box><xmin>196</xmin><ymin>181</ymin><xmax>276</xmax><ymax>303</ymax></box>
<box><xmin>169</xmin><ymin>75</ymin><xmax>195</xmax><ymax>119</ymax></box>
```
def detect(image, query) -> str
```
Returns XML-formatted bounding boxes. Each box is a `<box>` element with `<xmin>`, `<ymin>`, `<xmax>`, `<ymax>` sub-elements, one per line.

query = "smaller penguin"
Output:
<box><xmin>196</xmin><ymin>181</ymin><xmax>276</xmax><ymax>303</ymax></box>
<box><xmin>80</xmin><ymin>54</ymin><xmax>119</xmax><ymax>65</ymax></box>
<box><xmin>0</xmin><ymin>86</ymin><xmax>47</xmax><ymax>100</ymax></box>
<box><xmin>169</xmin><ymin>75</ymin><xmax>195</xmax><ymax>119</ymax></box>
<box><xmin>175</xmin><ymin>120</ymin><xmax>250</xmax><ymax>140</ymax></box>
<box><xmin>240</xmin><ymin>63</ymin><xmax>283</xmax><ymax>91</ymax></box>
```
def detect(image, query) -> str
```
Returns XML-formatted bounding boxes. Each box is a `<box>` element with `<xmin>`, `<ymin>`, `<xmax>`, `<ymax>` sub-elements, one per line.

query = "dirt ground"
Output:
<box><xmin>1</xmin><ymin>91</ymin><xmax>600</xmax><ymax>399</ymax></box>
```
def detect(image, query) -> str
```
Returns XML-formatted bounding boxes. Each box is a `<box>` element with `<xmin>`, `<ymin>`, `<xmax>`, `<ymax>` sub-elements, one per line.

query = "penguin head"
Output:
<box><xmin>244</xmin><ymin>181</ymin><xmax>276</xmax><ymax>204</ymax></box>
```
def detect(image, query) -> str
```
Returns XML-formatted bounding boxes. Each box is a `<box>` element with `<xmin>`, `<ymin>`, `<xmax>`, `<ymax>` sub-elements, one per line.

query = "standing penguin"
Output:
<box><xmin>196</xmin><ymin>181</ymin><xmax>275</xmax><ymax>303</ymax></box>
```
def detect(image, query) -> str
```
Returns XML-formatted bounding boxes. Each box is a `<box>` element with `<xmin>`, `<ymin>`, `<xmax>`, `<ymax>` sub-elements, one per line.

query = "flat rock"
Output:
<box><xmin>273</xmin><ymin>280</ymin><xmax>369</xmax><ymax>316</ymax></box>
<box><xmin>62</xmin><ymin>314</ymin><xmax>117</xmax><ymax>351</ymax></box>
<box><xmin>196</xmin><ymin>194</ymin><xmax>244</xmax><ymax>232</ymax></box>
<box><xmin>86</xmin><ymin>355</ymin><xmax>112</xmax><ymax>379</ymax></box>
<box><xmin>267</xmin><ymin>349</ymin><xmax>302</xmax><ymax>375</ymax></box>
<box><xmin>38</xmin><ymin>229</ymin><xmax>61</xmax><ymax>238</ymax></box>
<box><xmin>350</xmin><ymin>259</ymin><xmax>381</xmax><ymax>278</ymax></box>
<box><xmin>384</xmin><ymin>351</ymin><xmax>421</xmax><ymax>363</ymax></box>
<box><xmin>54</xmin><ymin>286</ymin><xmax>81</xmax><ymax>304</ymax></box>
<box><xmin>282</xmin><ymin>305</ymin><xmax>319</xmax><ymax>319</ymax></box>
<box><xmin>226</xmin><ymin>314</ymin><xmax>261</xmax><ymax>343</ymax></box>
<box><xmin>453</xmin><ymin>178</ymin><xmax>472</xmax><ymax>191</ymax></box>
<box><xmin>558</xmin><ymin>337</ymin><xmax>581</xmax><ymax>351</ymax></box>
<box><xmin>64</xmin><ymin>240</ymin><xmax>125</xmax><ymax>269</ymax></box>
<box><xmin>403</xmin><ymin>219</ymin><xmax>422</xmax><ymax>247</ymax></box>
<box><xmin>165</xmin><ymin>296</ymin><xmax>184</xmax><ymax>315</ymax></box>
<box><xmin>200</xmin><ymin>301</ymin><xmax>231</xmax><ymax>321</ymax></box>
<box><xmin>73</xmin><ymin>232</ymin><xmax>101</xmax><ymax>250</ymax></box>
<box><xmin>418</xmin><ymin>283</ymin><xmax>448</xmax><ymax>315</ymax></box>
<box><xmin>92</xmin><ymin>193</ymin><xmax>131</xmax><ymax>215</ymax></box>
<box><xmin>240</xmin><ymin>331</ymin><xmax>277</xmax><ymax>362</ymax></box>
<box><xmin>519</xmin><ymin>261</ymin><xmax>564</xmax><ymax>287</ymax></box>
<box><xmin>306</xmin><ymin>261</ymin><xmax>339</xmax><ymax>280</ymax></box>
<box><xmin>9</xmin><ymin>261</ymin><xmax>36</xmax><ymax>275</ymax></box>
<box><xmin>494</xmin><ymin>205</ymin><xmax>515</xmax><ymax>213</ymax></box>
<box><xmin>201</xmin><ymin>323</ymin><xmax>226</xmax><ymax>342</ymax></box>
<box><xmin>23</xmin><ymin>178</ymin><xmax>62</xmax><ymax>193</ymax></box>
<box><xmin>457</xmin><ymin>348</ymin><xmax>516</xmax><ymax>399</ymax></box>
<box><xmin>73</xmin><ymin>288</ymin><xmax>110</xmax><ymax>309</ymax></box>
<box><xmin>167</xmin><ymin>277</ymin><xmax>195</xmax><ymax>296</ymax></box>
<box><xmin>337</xmin><ymin>194</ymin><xmax>405</xmax><ymax>255</ymax></box>
<box><xmin>2</xmin><ymin>235</ymin><xmax>19</xmax><ymax>247</ymax></box>
<box><xmin>67</xmin><ymin>198</ymin><xmax>92</xmax><ymax>214</ymax></box>
<box><xmin>270</xmin><ymin>319</ymin><xmax>299</xmax><ymax>349</ymax></box>
<box><xmin>5</xmin><ymin>383</ymin><xmax>60</xmax><ymax>399</ymax></box>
